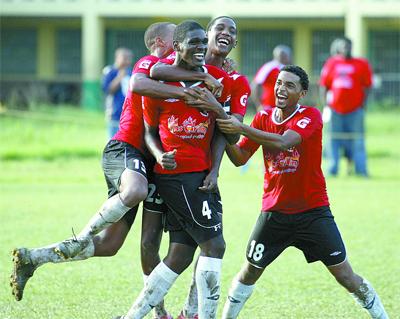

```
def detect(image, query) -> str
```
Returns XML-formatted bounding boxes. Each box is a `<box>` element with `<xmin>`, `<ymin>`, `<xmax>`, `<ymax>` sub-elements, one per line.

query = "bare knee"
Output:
<box><xmin>120</xmin><ymin>183</ymin><xmax>148</xmax><ymax>207</ymax></box>
<box><xmin>199</xmin><ymin>236</ymin><xmax>226</xmax><ymax>258</ymax></box>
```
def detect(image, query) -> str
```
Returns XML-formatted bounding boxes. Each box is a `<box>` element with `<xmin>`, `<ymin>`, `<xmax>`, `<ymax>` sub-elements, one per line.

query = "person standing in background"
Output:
<box><xmin>251</xmin><ymin>44</ymin><xmax>292</xmax><ymax>112</ymax></box>
<box><xmin>102</xmin><ymin>48</ymin><xmax>133</xmax><ymax>138</ymax></box>
<box><xmin>320</xmin><ymin>37</ymin><xmax>373</xmax><ymax>177</ymax></box>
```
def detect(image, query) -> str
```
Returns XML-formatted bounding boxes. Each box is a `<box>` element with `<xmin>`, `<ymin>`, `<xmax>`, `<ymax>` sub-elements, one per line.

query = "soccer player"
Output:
<box><xmin>251</xmin><ymin>45</ymin><xmax>291</xmax><ymax>112</ymax></box>
<box><xmin>320</xmin><ymin>37</ymin><xmax>372</xmax><ymax>177</ymax></box>
<box><xmin>217</xmin><ymin>65</ymin><xmax>388</xmax><ymax>319</ymax></box>
<box><xmin>10</xmin><ymin>22</ymin><xmax>216</xmax><ymax>319</ymax></box>
<box><xmin>115</xmin><ymin>20</ymin><xmax>232</xmax><ymax>319</ymax></box>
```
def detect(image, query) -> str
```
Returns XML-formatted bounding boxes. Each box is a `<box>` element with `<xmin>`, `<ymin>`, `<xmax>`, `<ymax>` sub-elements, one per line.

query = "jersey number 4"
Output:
<box><xmin>202</xmin><ymin>201</ymin><xmax>212</xmax><ymax>220</ymax></box>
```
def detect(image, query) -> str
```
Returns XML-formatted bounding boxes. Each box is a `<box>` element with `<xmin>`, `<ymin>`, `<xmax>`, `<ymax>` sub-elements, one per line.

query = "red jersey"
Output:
<box><xmin>253</xmin><ymin>60</ymin><xmax>283</xmax><ymax>109</ymax></box>
<box><xmin>112</xmin><ymin>55</ymin><xmax>161</xmax><ymax>153</ymax></box>
<box><xmin>143</xmin><ymin>65</ymin><xmax>231</xmax><ymax>175</ymax></box>
<box><xmin>239</xmin><ymin>106</ymin><xmax>329</xmax><ymax>214</ymax></box>
<box><xmin>228</xmin><ymin>70</ymin><xmax>250</xmax><ymax>117</ymax></box>
<box><xmin>320</xmin><ymin>56</ymin><xmax>372</xmax><ymax>114</ymax></box>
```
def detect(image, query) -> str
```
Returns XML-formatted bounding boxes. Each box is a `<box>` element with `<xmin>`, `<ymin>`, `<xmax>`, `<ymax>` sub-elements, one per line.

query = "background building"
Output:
<box><xmin>1</xmin><ymin>0</ymin><xmax>399</xmax><ymax>109</ymax></box>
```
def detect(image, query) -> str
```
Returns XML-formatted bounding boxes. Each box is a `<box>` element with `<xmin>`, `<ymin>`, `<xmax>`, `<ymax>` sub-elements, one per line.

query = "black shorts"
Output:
<box><xmin>246</xmin><ymin>206</ymin><xmax>346</xmax><ymax>268</ymax></box>
<box><xmin>155</xmin><ymin>171</ymin><xmax>223</xmax><ymax>246</ymax></box>
<box><xmin>102</xmin><ymin>140</ymin><xmax>167</xmax><ymax>227</ymax></box>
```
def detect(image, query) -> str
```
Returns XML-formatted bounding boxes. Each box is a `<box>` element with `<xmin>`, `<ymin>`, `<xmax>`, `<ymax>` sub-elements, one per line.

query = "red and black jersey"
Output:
<box><xmin>144</xmin><ymin>65</ymin><xmax>231</xmax><ymax>174</ymax></box>
<box><xmin>112</xmin><ymin>55</ymin><xmax>161</xmax><ymax>153</ymax></box>
<box><xmin>228</xmin><ymin>70</ymin><xmax>250</xmax><ymax>117</ymax></box>
<box><xmin>239</xmin><ymin>106</ymin><xmax>329</xmax><ymax>214</ymax></box>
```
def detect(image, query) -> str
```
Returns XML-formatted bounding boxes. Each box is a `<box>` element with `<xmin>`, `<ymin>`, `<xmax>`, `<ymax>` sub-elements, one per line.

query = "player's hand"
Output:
<box><xmin>199</xmin><ymin>171</ymin><xmax>218</xmax><ymax>193</ymax></box>
<box><xmin>157</xmin><ymin>149</ymin><xmax>177</xmax><ymax>170</ymax></box>
<box><xmin>203</xmin><ymin>73</ymin><xmax>223</xmax><ymax>98</ymax></box>
<box><xmin>217</xmin><ymin>116</ymin><xmax>243</xmax><ymax>134</ymax></box>
<box><xmin>222</xmin><ymin>57</ymin><xmax>236</xmax><ymax>74</ymax></box>
<box><xmin>185</xmin><ymin>87</ymin><xmax>221</xmax><ymax>113</ymax></box>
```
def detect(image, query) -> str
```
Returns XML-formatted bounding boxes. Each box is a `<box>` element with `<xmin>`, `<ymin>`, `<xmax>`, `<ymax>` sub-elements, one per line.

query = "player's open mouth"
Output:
<box><xmin>217</xmin><ymin>37</ymin><xmax>231</xmax><ymax>47</ymax></box>
<box><xmin>193</xmin><ymin>53</ymin><xmax>205</xmax><ymax>61</ymax></box>
<box><xmin>276</xmin><ymin>94</ymin><xmax>288</xmax><ymax>103</ymax></box>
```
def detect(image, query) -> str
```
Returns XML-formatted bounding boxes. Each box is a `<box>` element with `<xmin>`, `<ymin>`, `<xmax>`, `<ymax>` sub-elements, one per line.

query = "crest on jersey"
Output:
<box><xmin>138</xmin><ymin>60</ymin><xmax>152</xmax><ymax>69</ymax></box>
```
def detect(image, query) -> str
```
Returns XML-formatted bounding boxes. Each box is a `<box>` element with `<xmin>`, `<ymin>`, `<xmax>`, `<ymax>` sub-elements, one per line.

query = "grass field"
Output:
<box><xmin>1</xmin><ymin>106</ymin><xmax>399</xmax><ymax>319</ymax></box>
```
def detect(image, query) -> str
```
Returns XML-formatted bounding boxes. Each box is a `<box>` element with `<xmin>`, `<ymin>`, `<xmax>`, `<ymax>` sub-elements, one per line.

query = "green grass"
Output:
<box><xmin>0</xmin><ymin>106</ymin><xmax>399</xmax><ymax>318</ymax></box>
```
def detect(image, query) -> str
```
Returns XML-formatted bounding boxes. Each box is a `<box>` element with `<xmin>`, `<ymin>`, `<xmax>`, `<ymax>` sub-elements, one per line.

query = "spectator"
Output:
<box><xmin>320</xmin><ymin>37</ymin><xmax>373</xmax><ymax>177</ymax></box>
<box><xmin>102</xmin><ymin>48</ymin><xmax>133</xmax><ymax>138</ymax></box>
<box><xmin>251</xmin><ymin>44</ymin><xmax>292</xmax><ymax>112</ymax></box>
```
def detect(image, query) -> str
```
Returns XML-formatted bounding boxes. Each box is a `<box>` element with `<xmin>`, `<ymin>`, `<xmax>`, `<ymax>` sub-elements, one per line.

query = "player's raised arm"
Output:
<box><xmin>150</xmin><ymin>62</ymin><xmax>223</xmax><ymax>97</ymax></box>
<box><xmin>131</xmin><ymin>72</ymin><xmax>195</xmax><ymax>100</ymax></box>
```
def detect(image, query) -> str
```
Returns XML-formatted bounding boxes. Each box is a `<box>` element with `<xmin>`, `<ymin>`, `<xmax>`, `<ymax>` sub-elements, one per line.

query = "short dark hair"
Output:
<box><xmin>173</xmin><ymin>20</ymin><xmax>204</xmax><ymax>43</ymax></box>
<box><xmin>206</xmin><ymin>16</ymin><xmax>235</xmax><ymax>31</ymax></box>
<box><xmin>144</xmin><ymin>22</ymin><xmax>174</xmax><ymax>50</ymax></box>
<box><xmin>281</xmin><ymin>65</ymin><xmax>309</xmax><ymax>90</ymax></box>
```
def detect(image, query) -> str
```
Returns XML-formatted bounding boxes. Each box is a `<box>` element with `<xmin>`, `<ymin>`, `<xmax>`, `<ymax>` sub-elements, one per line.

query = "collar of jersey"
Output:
<box><xmin>179</xmin><ymin>66</ymin><xmax>208</xmax><ymax>88</ymax></box>
<box><xmin>272</xmin><ymin>104</ymin><xmax>301</xmax><ymax>125</ymax></box>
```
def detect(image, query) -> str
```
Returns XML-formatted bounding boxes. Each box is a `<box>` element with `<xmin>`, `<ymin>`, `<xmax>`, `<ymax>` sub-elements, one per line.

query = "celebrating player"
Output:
<box><xmin>10</xmin><ymin>22</ymin><xmax>213</xmax><ymax>319</ymax></box>
<box><xmin>217</xmin><ymin>65</ymin><xmax>388</xmax><ymax>319</ymax></box>
<box><xmin>115</xmin><ymin>20</ymin><xmax>232</xmax><ymax>319</ymax></box>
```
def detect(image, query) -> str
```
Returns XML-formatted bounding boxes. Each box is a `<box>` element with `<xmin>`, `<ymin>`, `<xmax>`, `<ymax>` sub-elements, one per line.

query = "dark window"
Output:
<box><xmin>0</xmin><ymin>28</ymin><xmax>37</xmax><ymax>74</ymax></box>
<box><xmin>312</xmin><ymin>29</ymin><xmax>344</xmax><ymax>76</ymax></box>
<box><xmin>56</xmin><ymin>29</ymin><xmax>82</xmax><ymax>75</ymax></box>
<box><xmin>240</xmin><ymin>30</ymin><xmax>293</xmax><ymax>78</ymax></box>
<box><xmin>105</xmin><ymin>29</ymin><xmax>147</xmax><ymax>66</ymax></box>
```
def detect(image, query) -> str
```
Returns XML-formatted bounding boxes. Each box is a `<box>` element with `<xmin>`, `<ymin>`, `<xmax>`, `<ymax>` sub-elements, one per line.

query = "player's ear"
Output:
<box><xmin>300</xmin><ymin>89</ymin><xmax>308</xmax><ymax>99</ymax></box>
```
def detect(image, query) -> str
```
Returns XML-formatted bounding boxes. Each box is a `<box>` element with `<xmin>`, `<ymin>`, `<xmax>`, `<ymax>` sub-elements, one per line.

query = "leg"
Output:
<box><xmin>328</xmin><ymin>260</ymin><xmax>388</xmax><ymax>318</ymax></box>
<box><xmin>178</xmin><ymin>255</ymin><xmax>200</xmax><ymax>319</ymax></box>
<box><xmin>196</xmin><ymin>236</ymin><xmax>226</xmax><ymax>319</ymax></box>
<box><xmin>124</xmin><ymin>241</ymin><xmax>196</xmax><ymax>319</ymax></box>
<box><xmin>222</xmin><ymin>262</ymin><xmax>263</xmax><ymax>319</ymax></box>
<box><xmin>328</xmin><ymin>110</ymin><xmax>343</xmax><ymax>176</ymax></box>
<box><xmin>349</xmin><ymin>108</ymin><xmax>368</xmax><ymax>176</ymax></box>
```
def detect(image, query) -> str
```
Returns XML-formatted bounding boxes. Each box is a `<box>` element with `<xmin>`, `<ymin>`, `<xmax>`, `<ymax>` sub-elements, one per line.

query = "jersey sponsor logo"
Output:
<box><xmin>296</xmin><ymin>117</ymin><xmax>311</xmax><ymax>129</ymax></box>
<box><xmin>167</xmin><ymin>115</ymin><xmax>210</xmax><ymax>139</ymax></box>
<box><xmin>266</xmin><ymin>147</ymin><xmax>300</xmax><ymax>174</ymax></box>
<box><xmin>240</xmin><ymin>94</ymin><xmax>248</xmax><ymax>107</ymax></box>
<box><xmin>138</xmin><ymin>60</ymin><xmax>152</xmax><ymax>70</ymax></box>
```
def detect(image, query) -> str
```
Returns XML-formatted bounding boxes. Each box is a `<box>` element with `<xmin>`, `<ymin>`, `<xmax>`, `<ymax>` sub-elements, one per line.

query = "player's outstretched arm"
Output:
<box><xmin>131</xmin><ymin>73</ymin><xmax>188</xmax><ymax>99</ymax></box>
<box><xmin>150</xmin><ymin>62</ymin><xmax>223</xmax><ymax>97</ymax></box>
<box><xmin>144</xmin><ymin>122</ymin><xmax>177</xmax><ymax>170</ymax></box>
<box><xmin>217</xmin><ymin>116</ymin><xmax>302</xmax><ymax>151</ymax></box>
<box><xmin>225</xmin><ymin>143</ymin><xmax>252</xmax><ymax>167</ymax></box>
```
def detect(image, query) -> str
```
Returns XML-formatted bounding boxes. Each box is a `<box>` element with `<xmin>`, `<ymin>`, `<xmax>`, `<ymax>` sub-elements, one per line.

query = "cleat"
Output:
<box><xmin>54</xmin><ymin>237</ymin><xmax>89</xmax><ymax>259</ymax></box>
<box><xmin>10</xmin><ymin>248</ymin><xmax>37</xmax><ymax>301</ymax></box>
<box><xmin>176</xmin><ymin>311</ymin><xmax>198</xmax><ymax>319</ymax></box>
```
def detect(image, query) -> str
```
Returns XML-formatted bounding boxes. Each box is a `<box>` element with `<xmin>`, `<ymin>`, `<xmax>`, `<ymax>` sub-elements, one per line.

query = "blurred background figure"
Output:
<box><xmin>320</xmin><ymin>37</ymin><xmax>373</xmax><ymax>177</ymax></box>
<box><xmin>251</xmin><ymin>44</ymin><xmax>292</xmax><ymax>112</ymax></box>
<box><xmin>102</xmin><ymin>47</ymin><xmax>133</xmax><ymax>139</ymax></box>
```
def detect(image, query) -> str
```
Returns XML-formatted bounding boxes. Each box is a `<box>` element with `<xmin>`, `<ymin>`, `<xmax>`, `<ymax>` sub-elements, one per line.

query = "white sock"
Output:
<box><xmin>125</xmin><ymin>262</ymin><xmax>178</xmax><ymax>319</ymax></box>
<box><xmin>29</xmin><ymin>239</ymin><xmax>95</xmax><ymax>267</ymax></box>
<box><xmin>195</xmin><ymin>256</ymin><xmax>222</xmax><ymax>319</ymax></box>
<box><xmin>142</xmin><ymin>273</ymin><xmax>168</xmax><ymax>317</ymax></box>
<box><xmin>222</xmin><ymin>277</ymin><xmax>255</xmax><ymax>319</ymax></box>
<box><xmin>351</xmin><ymin>278</ymin><xmax>388</xmax><ymax>319</ymax></box>
<box><xmin>78</xmin><ymin>194</ymin><xmax>131</xmax><ymax>239</ymax></box>
<box><xmin>182</xmin><ymin>271</ymin><xmax>198</xmax><ymax>317</ymax></box>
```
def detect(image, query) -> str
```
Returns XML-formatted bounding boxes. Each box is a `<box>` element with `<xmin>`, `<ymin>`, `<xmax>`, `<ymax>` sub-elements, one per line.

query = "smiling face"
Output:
<box><xmin>275</xmin><ymin>71</ymin><xmax>307</xmax><ymax>112</ymax></box>
<box><xmin>174</xmin><ymin>28</ymin><xmax>208</xmax><ymax>69</ymax></box>
<box><xmin>207</xmin><ymin>17</ymin><xmax>237</xmax><ymax>56</ymax></box>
